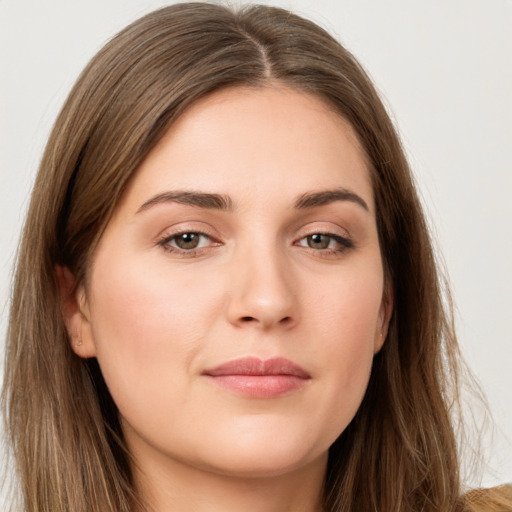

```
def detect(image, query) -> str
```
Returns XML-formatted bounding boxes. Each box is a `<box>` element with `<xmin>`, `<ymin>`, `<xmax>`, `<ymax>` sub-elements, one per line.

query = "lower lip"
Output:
<box><xmin>205</xmin><ymin>375</ymin><xmax>308</xmax><ymax>398</ymax></box>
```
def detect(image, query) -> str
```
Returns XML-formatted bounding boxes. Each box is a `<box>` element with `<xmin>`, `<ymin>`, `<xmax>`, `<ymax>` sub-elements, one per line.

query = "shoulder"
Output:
<box><xmin>461</xmin><ymin>484</ymin><xmax>512</xmax><ymax>512</ymax></box>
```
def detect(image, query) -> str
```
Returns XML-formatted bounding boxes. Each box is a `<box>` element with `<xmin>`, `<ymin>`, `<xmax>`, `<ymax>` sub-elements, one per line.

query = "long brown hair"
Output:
<box><xmin>2</xmin><ymin>3</ymin><xmax>510</xmax><ymax>511</ymax></box>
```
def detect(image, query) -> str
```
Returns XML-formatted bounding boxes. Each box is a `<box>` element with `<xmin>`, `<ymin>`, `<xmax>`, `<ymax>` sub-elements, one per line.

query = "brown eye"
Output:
<box><xmin>158</xmin><ymin>230</ymin><xmax>218</xmax><ymax>255</ymax></box>
<box><xmin>306</xmin><ymin>234</ymin><xmax>331</xmax><ymax>249</ymax></box>
<box><xmin>173</xmin><ymin>233</ymin><xmax>202</xmax><ymax>250</ymax></box>
<box><xmin>296</xmin><ymin>232</ymin><xmax>353</xmax><ymax>253</ymax></box>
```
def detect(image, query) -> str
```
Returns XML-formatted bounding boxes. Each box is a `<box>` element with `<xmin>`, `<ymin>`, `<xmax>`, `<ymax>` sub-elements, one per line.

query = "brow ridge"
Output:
<box><xmin>294</xmin><ymin>188</ymin><xmax>369</xmax><ymax>211</ymax></box>
<box><xmin>137</xmin><ymin>191</ymin><xmax>233</xmax><ymax>213</ymax></box>
<box><xmin>137</xmin><ymin>187</ymin><xmax>368</xmax><ymax>214</ymax></box>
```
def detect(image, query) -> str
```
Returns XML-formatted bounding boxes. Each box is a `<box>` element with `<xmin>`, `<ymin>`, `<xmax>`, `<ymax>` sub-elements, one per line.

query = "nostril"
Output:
<box><xmin>237</xmin><ymin>315</ymin><xmax>294</xmax><ymax>327</ymax></box>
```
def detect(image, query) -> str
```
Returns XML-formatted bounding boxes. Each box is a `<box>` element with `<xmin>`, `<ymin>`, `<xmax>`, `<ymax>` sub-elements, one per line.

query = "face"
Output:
<box><xmin>69</xmin><ymin>85</ymin><xmax>391</xmax><ymax>481</ymax></box>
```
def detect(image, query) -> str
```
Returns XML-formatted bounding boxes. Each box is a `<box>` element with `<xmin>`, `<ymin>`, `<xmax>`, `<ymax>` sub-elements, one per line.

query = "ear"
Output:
<box><xmin>55</xmin><ymin>265</ymin><xmax>97</xmax><ymax>358</ymax></box>
<box><xmin>374</xmin><ymin>283</ymin><xmax>393</xmax><ymax>354</ymax></box>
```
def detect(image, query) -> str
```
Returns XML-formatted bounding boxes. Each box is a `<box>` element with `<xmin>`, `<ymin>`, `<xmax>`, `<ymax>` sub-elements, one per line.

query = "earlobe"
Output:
<box><xmin>55</xmin><ymin>265</ymin><xmax>97</xmax><ymax>358</ymax></box>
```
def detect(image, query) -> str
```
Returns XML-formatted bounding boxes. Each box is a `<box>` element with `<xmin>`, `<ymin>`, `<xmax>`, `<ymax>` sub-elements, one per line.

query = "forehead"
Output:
<box><xmin>118</xmin><ymin>84</ymin><xmax>374</xmax><ymax>214</ymax></box>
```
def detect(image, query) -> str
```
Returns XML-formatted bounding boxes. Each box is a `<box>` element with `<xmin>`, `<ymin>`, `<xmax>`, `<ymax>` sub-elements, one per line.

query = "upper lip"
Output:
<box><xmin>202</xmin><ymin>356</ymin><xmax>310</xmax><ymax>378</ymax></box>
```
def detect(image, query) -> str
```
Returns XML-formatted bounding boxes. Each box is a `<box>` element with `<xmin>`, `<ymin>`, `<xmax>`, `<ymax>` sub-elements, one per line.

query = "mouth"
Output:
<box><xmin>202</xmin><ymin>356</ymin><xmax>311</xmax><ymax>398</ymax></box>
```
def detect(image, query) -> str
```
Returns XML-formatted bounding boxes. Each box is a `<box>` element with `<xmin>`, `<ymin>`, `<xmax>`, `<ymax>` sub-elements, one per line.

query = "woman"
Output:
<box><xmin>2</xmin><ymin>3</ymin><xmax>511</xmax><ymax>512</ymax></box>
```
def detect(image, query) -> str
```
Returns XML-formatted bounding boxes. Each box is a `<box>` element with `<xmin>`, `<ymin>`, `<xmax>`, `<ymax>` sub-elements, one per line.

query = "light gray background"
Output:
<box><xmin>1</xmin><ymin>0</ymin><xmax>511</xmax><ymax>494</ymax></box>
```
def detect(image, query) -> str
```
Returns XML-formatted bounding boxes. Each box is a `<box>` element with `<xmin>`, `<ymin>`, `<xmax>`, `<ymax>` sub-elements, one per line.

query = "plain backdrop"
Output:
<box><xmin>1</xmin><ymin>0</ymin><xmax>511</xmax><ymax>497</ymax></box>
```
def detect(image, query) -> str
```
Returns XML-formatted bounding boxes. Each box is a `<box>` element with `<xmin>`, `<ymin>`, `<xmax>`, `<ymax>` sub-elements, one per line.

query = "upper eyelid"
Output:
<box><xmin>294</xmin><ymin>224</ymin><xmax>351</xmax><ymax>240</ymax></box>
<box><xmin>153</xmin><ymin>218</ymin><xmax>353</xmax><ymax>242</ymax></box>
<box><xmin>158</xmin><ymin>228</ymin><xmax>349</xmax><ymax>239</ymax></box>
<box><xmin>156</xmin><ymin>223</ymin><xmax>219</xmax><ymax>242</ymax></box>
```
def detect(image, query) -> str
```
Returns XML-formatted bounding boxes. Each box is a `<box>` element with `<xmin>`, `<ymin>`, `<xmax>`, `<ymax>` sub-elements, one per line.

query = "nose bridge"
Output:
<box><xmin>227</xmin><ymin>236</ymin><xmax>297</xmax><ymax>329</ymax></box>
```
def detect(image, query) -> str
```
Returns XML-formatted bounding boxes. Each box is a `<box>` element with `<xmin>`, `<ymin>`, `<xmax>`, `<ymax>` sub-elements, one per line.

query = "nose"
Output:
<box><xmin>226</xmin><ymin>245</ymin><xmax>298</xmax><ymax>330</ymax></box>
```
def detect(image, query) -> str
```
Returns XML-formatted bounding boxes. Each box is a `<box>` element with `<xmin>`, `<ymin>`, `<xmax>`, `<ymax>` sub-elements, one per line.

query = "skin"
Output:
<box><xmin>63</xmin><ymin>85</ymin><xmax>392</xmax><ymax>512</ymax></box>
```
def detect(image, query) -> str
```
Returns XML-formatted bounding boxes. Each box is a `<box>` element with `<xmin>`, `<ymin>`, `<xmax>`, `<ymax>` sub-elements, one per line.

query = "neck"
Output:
<box><xmin>132</xmin><ymin>451</ymin><xmax>327</xmax><ymax>512</ymax></box>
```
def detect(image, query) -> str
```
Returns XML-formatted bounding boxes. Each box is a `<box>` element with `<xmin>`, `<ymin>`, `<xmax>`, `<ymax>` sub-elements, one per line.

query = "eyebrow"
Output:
<box><xmin>137</xmin><ymin>190</ymin><xmax>233</xmax><ymax>213</ymax></box>
<box><xmin>137</xmin><ymin>187</ymin><xmax>369</xmax><ymax>214</ymax></box>
<box><xmin>294</xmin><ymin>188</ymin><xmax>369</xmax><ymax>212</ymax></box>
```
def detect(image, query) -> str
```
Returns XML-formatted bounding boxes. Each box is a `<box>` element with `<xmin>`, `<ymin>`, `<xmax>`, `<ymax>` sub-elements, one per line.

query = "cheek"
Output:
<box><xmin>85</xmin><ymin>254</ymin><xmax>221</xmax><ymax>418</ymax></box>
<box><xmin>306</xmin><ymin>271</ymin><xmax>382</xmax><ymax>437</ymax></box>
<box><xmin>311</xmin><ymin>266</ymin><xmax>383</xmax><ymax>354</ymax></box>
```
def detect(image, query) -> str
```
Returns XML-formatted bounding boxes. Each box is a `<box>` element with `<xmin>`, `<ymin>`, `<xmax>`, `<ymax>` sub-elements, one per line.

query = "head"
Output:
<box><xmin>3</xmin><ymin>3</ymin><xmax>462</xmax><ymax>512</ymax></box>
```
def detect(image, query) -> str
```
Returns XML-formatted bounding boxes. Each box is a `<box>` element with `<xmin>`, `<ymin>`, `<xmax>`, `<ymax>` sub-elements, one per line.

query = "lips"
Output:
<box><xmin>202</xmin><ymin>357</ymin><xmax>311</xmax><ymax>398</ymax></box>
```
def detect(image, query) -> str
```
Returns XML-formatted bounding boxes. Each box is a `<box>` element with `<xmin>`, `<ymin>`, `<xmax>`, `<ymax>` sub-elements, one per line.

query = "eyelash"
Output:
<box><xmin>157</xmin><ymin>231</ymin><xmax>217</xmax><ymax>257</ymax></box>
<box><xmin>295</xmin><ymin>233</ymin><xmax>354</xmax><ymax>256</ymax></box>
<box><xmin>157</xmin><ymin>231</ymin><xmax>354</xmax><ymax>257</ymax></box>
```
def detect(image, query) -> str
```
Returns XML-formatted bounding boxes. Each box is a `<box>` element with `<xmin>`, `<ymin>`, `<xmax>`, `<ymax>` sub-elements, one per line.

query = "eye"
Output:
<box><xmin>159</xmin><ymin>232</ymin><xmax>213</xmax><ymax>252</ymax></box>
<box><xmin>296</xmin><ymin>233</ymin><xmax>353</xmax><ymax>252</ymax></box>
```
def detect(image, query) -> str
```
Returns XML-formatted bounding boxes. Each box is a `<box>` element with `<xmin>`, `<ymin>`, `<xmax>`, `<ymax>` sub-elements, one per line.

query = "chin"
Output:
<box><xmin>187</xmin><ymin>425</ymin><xmax>330</xmax><ymax>479</ymax></box>
<box><xmin>199</xmin><ymin>450</ymin><xmax>325</xmax><ymax>479</ymax></box>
